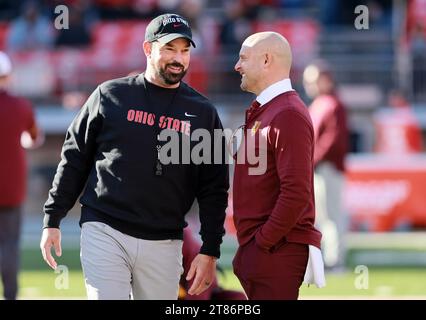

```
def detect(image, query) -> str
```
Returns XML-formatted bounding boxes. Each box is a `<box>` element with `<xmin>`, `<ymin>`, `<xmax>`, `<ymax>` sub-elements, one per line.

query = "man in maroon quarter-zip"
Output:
<box><xmin>232</xmin><ymin>32</ymin><xmax>322</xmax><ymax>300</ymax></box>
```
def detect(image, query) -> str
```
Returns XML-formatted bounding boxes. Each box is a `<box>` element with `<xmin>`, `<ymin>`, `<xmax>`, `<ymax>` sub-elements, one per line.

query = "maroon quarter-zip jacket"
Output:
<box><xmin>233</xmin><ymin>91</ymin><xmax>322</xmax><ymax>252</ymax></box>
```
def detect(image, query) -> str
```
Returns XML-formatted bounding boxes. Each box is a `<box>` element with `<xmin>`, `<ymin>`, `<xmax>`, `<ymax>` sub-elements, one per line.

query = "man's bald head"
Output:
<box><xmin>235</xmin><ymin>32</ymin><xmax>293</xmax><ymax>95</ymax></box>
<box><xmin>243</xmin><ymin>32</ymin><xmax>292</xmax><ymax>71</ymax></box>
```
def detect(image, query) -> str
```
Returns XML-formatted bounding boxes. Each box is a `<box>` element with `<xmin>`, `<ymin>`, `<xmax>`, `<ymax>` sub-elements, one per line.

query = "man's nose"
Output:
<box><xmin>173</xmin><ymin>52</ymin><xmax>185</xmax><ymax>64</ymax></box>
<box><xmin>235</xmin><ymin>61</ymin><xmax>241</xmax><ymax>72</ymax></box>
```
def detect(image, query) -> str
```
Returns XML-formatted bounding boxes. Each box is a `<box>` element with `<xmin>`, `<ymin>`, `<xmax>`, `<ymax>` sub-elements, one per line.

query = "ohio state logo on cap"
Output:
<box><xmin>145</xmin><ymin>13</ymin><xmax>196</xmax><ymax>48</ymax></box>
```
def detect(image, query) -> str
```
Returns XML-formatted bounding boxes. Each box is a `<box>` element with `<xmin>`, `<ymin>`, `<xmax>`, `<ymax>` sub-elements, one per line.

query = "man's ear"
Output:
<box><xmin>143</xmin><ymin>41</ymin><xmax>152</xmax><ymax>58</ymax></box>
<box><xmin>263</xmin><ymin>53</ymin><xmax>271</xmax><ymax>66</ymax></box>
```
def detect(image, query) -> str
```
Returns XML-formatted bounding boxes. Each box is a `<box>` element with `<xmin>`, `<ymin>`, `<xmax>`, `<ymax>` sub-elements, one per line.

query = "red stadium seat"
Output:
<box><xmin>0</xmin><ymin>22</ymin><xmax>10</xmax><ymax>51</ymax></box>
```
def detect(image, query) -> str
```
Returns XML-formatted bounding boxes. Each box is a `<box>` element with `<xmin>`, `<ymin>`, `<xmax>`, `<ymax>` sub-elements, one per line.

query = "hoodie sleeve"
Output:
<box><xmin>43</xmin><ymin>87</ymin><xmax>102</xmax><ymax>228</ymax></box>
<box><xmin>196</xmin><ymin>108</ymin><xmax>229</xmax><ymax>258</ymax></box>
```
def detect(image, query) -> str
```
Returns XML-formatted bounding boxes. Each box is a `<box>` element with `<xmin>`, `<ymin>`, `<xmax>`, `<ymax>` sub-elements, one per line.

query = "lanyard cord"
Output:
<box><xmin>143</xmin><ymin>77</ymin><xmax>180</xmax><ymax>176</ymax></box>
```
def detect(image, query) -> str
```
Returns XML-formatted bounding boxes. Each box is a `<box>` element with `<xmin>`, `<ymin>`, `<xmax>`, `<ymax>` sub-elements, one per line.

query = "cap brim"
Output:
<box><xmin>157</xmin><ymin>33</ymin><xmax>196</xmax><ymax>48</ymax></box>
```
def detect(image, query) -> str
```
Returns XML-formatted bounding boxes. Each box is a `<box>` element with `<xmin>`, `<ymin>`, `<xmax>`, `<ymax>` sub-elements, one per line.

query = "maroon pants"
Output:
<box><xmin>233</xmin><ymin>239</ymin><xmax>308</xmax><ymax>300</ymax></box>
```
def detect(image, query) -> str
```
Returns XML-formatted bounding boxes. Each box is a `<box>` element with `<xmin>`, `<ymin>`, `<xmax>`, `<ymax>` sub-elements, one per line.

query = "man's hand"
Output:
<box><xmin>186</xmin><ymin>254</ymin><xmax>217</xmax><ymax>295</ymax></box>
<box><xmin>40</xmin><ymin>228</ymin><xmax>62</xmax><ymax>270</ymax></box>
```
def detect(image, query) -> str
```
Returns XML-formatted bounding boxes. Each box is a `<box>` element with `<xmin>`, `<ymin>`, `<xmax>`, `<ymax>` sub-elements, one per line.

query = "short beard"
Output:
<box><xmin>240</xmin><ymin>81</ymin><xmax>248</xmax><ymax>92</ymax></box>
<box><xmin>159</xmin><ymin>63</ymin><xmax>187</xmax><ymax>85</ymax></box>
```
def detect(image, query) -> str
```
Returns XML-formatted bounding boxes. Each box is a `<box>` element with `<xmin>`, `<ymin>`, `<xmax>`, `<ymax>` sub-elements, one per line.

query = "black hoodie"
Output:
<box><xmin>43</xmin><ymin>74</ymin><xmax>229</xmax><ymax>258</ymax></box>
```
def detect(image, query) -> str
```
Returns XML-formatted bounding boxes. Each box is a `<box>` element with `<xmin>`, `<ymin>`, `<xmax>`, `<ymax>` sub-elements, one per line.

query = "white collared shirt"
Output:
<box><xmin>256</xmin><ymin>78</ymin><xmax>294</xmax><ymax>107</ymax></box>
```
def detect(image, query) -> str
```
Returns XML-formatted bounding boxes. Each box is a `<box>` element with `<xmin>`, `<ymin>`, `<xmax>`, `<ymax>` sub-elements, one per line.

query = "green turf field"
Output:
<box><xmin>2</xmin><ymin>248</ymin><xmax>425</xmax><ymax>299</ymax></box>
<box><xmin>6</xmin><ymin>267</ymin><xmax>426</xmax><ymax>299</ymax></box>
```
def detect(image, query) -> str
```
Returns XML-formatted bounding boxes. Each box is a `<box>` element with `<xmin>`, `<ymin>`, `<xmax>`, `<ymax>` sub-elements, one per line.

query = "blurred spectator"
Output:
<box><xmin>157</xmin><ymin>0</ymin><xmax>180</xmax><ymax>12</ymax></box>
<box><xmin>374</xmin><ymin>89</ymin><xmax>423</xmax><ymax>154</ymax></box>
<box><xmin>303</xmin><ymin>62</ymin><xmax>349</xmax><ymax>270</ymax></box>
<box><xmin>218</xmin><ymin>2</ymin><xmax>253</xmax><ymax>94</ymax></box>
<box><xmin>6</xmin><ymin>0</ymin><xmax>55</xmax><ymax>52</ymax></box>
<box><xmin>46</xmin><ymin>0</ymin><xmax>98</xmax><ymax>28</ymax></box>
<box><xmin>55</xmin><ymin>2</ymin><xmax>94</xmax><ymax>48</ymax></box>
<box><xmin>276</xmin><ymin>0</ymin><xmax>311</xmax><ymax>8</ymax></box>
<box><xmin>239</xmin><ymin>0</ymin><xmax>263</xmax><ymax>20</ymax></box>
<box><xmin>0</xmin><ymin>0</ymin><xmax>21</xmax><ymax>21</ymax></box>
<box><xmin>219</xmin><ymin>1</ymin><xmax>252</xmax><ymax>54</ymax></box>
<box><xmin>322</xmin><ymin>0</ymin><xmax>341</xmax><ymax>25</ymax></box>
<box><xmin>320</xmin><ymin>0</ymin><xmax>391</xmax><ymax>27</ymax></box>
<box><xmin>366</xmin><ymin>0</ymin><xmax>392</xmax><ymax>27</ymax></box>
<box><xmin>132</xmin><ymin>0</ymin><xmax>162</xmax><ymax>18</ymax></box>
<box><xmin>410</xmin><ymin>22</ymin><xmax>426</xmax><ymax>102</ymax></box>
<box><xmin>177</xmin><ymin>0</ymin><xmax>205</xmax><ymax>53</ymax></box>
<box><xmin>94</xmin><ymin>0</ymin><xmax>134</xmax><ymax>19</ymax></box>
<box><xmin>95</xmin><ymin>0</ymin><xmax>166</xmax><ymax>19</ymax></box>
<box><xmin>0</xmin><ymin>51</ymin><xmax>42</xmax><ymax>300</ymax></box>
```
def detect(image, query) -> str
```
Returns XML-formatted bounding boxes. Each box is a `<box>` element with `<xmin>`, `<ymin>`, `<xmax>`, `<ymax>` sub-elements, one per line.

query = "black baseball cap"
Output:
<box><xmin>145</xmin><ymin>13</ymin><xmax>196</xmax><ymax>48</ymax></box>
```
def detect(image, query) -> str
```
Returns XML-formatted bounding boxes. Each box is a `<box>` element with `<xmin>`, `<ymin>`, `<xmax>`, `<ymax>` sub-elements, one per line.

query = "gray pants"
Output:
<box><xmin>80</xmin><ymin>222</ymin><xmax>183</xmax><ymax>300</ymax></box>
<box><xmin>314</xmin><ymin>163</ymin><xmax>347</xmax><ymax>268</ymax></box>
<box><xmin>0</xmin><ymin>206</ymin><xmax>21</xmax><ymax>300</ymax></box>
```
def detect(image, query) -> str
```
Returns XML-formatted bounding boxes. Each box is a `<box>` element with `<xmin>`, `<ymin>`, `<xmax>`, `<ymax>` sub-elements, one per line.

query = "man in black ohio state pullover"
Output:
<box><xmin>43</xmin><ymin>73</ymin><xmax>229</xmax><ymax>258</ymax></box>
<box><xmin>41</xmin><ymin>13</ymin><xmax>229</xmax><ymax>300</ymax></box>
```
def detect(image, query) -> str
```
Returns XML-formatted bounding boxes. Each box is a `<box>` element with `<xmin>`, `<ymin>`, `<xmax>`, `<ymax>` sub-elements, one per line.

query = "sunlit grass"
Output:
<box><xmin>9</xmin><ymin>268</ymin><xmax>426</xmax><ymax>299</ymax></box>
<box><xmin>219</xmin><ymin>268</ymin><xmax>426</xmax><ymax>299</ymax></box>
<box><xmin>4</xmin><ymin>248</ymin><xmax>425</xmax><ymax>299</ymax></box>
<box><xmin>18</xmin><ymin>270</ymin><xmax>86</xmax><ymax>299</ymax></box>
